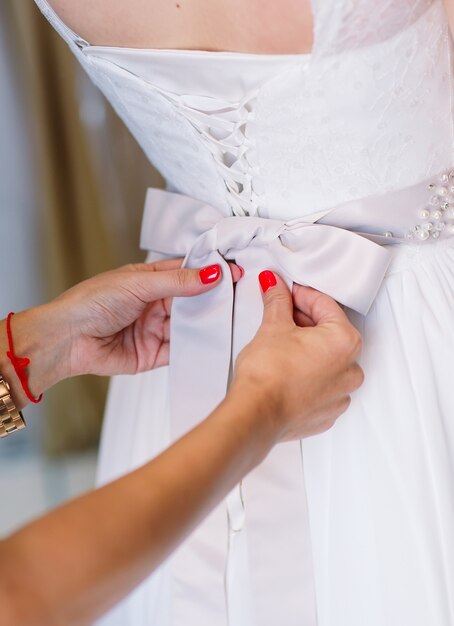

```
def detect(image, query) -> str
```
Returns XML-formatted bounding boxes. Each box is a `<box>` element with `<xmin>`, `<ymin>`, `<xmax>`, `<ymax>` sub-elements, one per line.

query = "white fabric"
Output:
<box><xmin>35</xmin><ymin>1</ymin><xmax>454</xmax><ymax>625</ymax></box>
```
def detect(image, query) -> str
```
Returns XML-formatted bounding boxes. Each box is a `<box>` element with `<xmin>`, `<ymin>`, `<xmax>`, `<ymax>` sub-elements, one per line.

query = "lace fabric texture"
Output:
<box><xmin>257</xmin><ymin>1</ymin><xmax>453</xmax><ymax>218</ymax></box>
<box><xmin>34</xmin><ymin>0</ymin><xmax>453</xmax><ymax>224</ymax></box>
<box><xmin>32</xmin><ymin>2</ymin><xmax>454</xmax><ymax>626</ymax></box>
<box><xmin>311</xmin><ymin>0</ymin><xmax>435</xmax><ymax>56</ymax></box>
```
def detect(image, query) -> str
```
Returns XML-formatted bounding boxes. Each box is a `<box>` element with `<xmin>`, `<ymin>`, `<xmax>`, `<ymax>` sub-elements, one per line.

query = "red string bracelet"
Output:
<box><xmin>6</xmin><ymin>312</ymin><xmax>43</xmax><ymax>404</ymax></box>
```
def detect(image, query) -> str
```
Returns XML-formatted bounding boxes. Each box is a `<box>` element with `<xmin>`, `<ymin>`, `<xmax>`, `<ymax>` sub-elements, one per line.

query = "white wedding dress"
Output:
<box><xmin>35</xmin><ymin>1</ymin><xmax>454</xmax><ymax>625</ymax></box>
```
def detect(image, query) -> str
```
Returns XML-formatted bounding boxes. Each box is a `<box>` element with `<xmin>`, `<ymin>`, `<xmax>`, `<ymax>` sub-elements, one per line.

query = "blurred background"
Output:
<box><xmin>0</xmin><ymin>2</ymin><xmax>163</xmax><ymax>535</ymax></box>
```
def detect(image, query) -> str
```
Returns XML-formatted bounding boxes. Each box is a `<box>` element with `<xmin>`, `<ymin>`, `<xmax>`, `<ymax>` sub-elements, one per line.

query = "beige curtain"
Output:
<box><xmin>3</xmin><ymin>1</ymin><xmax>163</xmax><ymax>454</ymax></box>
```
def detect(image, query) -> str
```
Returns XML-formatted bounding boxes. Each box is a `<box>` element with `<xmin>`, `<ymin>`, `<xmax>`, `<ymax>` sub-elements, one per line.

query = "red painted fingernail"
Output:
<box><xmin>259</xmin><ymin>270</ymin><xmax>277</xmax><ymax>293</ymax></box>
<box><xmin>238</xmin><ymin>265</ymin><xmax>245</xmax><ymax>278</ymax></box>
<box><xmin>200</xmin><ymin>264</ymin><xmax>221</xmax><ymax>284</ymax></box>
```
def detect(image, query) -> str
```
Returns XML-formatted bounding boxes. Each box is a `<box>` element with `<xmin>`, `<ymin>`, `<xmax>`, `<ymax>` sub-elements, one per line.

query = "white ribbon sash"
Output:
<box><xmin>140</xmin><ymin>172</ymin><xmax>450</xmax><ymax>625</ymax></box>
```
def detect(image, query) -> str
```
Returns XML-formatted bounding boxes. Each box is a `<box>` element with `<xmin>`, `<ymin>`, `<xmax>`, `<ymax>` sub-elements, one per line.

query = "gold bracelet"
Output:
<box><xmin>0</xmin><ymin>375</ymin><xmax>26</xmax><ymax>438</ymax></box>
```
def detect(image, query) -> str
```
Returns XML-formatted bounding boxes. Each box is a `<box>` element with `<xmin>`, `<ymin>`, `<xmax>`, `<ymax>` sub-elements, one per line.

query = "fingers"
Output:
<box><xmin>143</xmin><ymin>259</ymin><xmax>243</xmax><ymax>284</ymax></box>
<box><xmin>293</xmin><ymin>306</ymin><xmax>315</xmax><ymax>328</ymax></box>
<box><xmin>348</xmin><ymin>363</ymin><xmax>365</xmax><ymax>392</ymax></box>
<box><xmin>229</xmin><ymin>263</ymin><xmax>244</xmax><ymax>284</ymax></box>
<box><xmin>259</xmin><ymin>270</ymin><xmax>294</xmax><ymax>326</ymax></box>
<box><xmin>146</xmin><ymin>258</ymin><xmax>185</xmax><ymax>271</ymax></box>
<box><xmin>139</xmin><ymin>264</ymin><xmax>226</xmax><ymax>300</ymax></box>
<box><xmin>292</xmin><ymin>285</ymin><xmax>351</xmax><ymax>328</ymax></box>
<box><xmin>126</xmin><ymin>260</ymin><xmax>242</xmax><ymax>293</ymax></box>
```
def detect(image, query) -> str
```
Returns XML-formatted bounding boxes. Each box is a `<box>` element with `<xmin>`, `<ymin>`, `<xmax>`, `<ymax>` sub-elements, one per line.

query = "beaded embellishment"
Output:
<box><xmin>406</xmin><ymin>170</ymin><xmax>454</xmax><ymax>241</ymax></box>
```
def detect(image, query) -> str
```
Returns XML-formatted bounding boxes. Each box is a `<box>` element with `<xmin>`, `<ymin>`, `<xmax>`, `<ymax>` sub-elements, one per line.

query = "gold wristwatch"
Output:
<box><xmin>0</xmin><ymin>375</ymin><xmax>26</xmax><ymax>438</ymax></box>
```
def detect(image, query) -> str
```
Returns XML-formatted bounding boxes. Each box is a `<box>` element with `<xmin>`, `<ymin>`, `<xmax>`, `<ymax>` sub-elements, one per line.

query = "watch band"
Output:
<box><xmin>0</xmin><ymin>375</ymin><xmax>26</xmax><ymax>438</ymax></box>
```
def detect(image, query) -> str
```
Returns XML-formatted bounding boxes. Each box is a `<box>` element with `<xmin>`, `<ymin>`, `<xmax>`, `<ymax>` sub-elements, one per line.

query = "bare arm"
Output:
<box><xmin>0</xmin><ymin>267</ymin><xmax>362</xmax><ymax>625</ymax></box>
<box><xmin>444</xmin><ymin>0</ymin><xmax>454</xmax><ymax>35</ymax></box>
<box><xmin>0</xmin><ymin>389</ymin><xmax>274</xmax><ymax>626</ymax></box>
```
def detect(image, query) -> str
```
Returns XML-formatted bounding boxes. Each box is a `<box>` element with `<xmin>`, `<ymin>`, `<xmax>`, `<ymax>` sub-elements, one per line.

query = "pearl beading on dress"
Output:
<box><xmin>405</xmin><ymin>170</ymin><xmax>454</xmax><ymax>241</ymax></box>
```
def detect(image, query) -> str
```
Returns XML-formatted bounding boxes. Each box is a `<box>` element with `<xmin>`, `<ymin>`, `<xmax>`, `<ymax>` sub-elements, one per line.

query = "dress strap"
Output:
<box><xmin>34</xmin><ymin>0</ymin><xmax>89</xmax><ymax>52</ymax></box>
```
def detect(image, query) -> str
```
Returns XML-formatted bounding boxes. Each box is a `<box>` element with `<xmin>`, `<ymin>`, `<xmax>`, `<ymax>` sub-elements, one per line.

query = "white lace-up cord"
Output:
<box><xmin>155</xmin><ymin>88</ymin><xmax>263</xmax><ymax>216</ymax></box>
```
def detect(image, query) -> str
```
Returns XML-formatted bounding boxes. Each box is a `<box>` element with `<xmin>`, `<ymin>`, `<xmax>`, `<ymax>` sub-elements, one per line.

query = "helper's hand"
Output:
<box><xmin>55</xmin><ymin>259</ymin><xmax>241</xmax><ymax>376</ymax></box>
<box><xmin>230</xmin><ymin>271</ymin><xmax>364</xmax><ymax>443</ymax></box>
<box><xmin>1</xmin><ymin>260</ymin><xmax>241</xmax><ymax>408</ymax></box>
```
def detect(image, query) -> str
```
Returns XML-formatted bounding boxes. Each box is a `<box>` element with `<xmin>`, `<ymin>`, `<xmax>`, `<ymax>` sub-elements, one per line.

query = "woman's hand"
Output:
<box><xmin>0</xmin><ymin>259</ymin><xmax>241</xmax><ymax>408</ymax></box>
<box><xmin>0</xmin><ymin>269</ymin><xmax>364</xmax><ymax>626</ymax></box>
<box><xmin>56</xmin><ymin>259</ymin><xmax>242</xmax><ymax>377</ymax></box>
<box><xmin>229</xmin><ymin>271</ymin><xmax>364</xmax><ymax>446</ymax></box>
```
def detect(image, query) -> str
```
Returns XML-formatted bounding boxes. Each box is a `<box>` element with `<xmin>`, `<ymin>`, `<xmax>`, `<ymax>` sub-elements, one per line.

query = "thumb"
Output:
<box><xmin>293</xmin><ymin>285</ymin><xmax>350</xmax><ymax>327</ymax></box>
<box><xmin>259</xmin><ymin>270</ymin><xmax>294</xmax><ymax>326</ymax></box>
<box><xmin>126</xmin><ymin>263</ymin><xmax>225</xmax><ymax>301</ymax></box>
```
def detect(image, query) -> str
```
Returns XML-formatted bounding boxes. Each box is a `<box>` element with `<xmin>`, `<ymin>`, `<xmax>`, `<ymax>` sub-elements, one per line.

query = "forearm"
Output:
<box><xmin>0</xmin><ymin>383</ymin><xmax>274</xmax><ymax>626</ymax></box>
<box><xmin>444</xmin><ymin>0</ymin><xmax>454</xmax><ymax>35</ymax></box>
<box><xmin>0</xmin><ymin>308</ymin><xmax>70</xmax><ymax>410</ymax></box>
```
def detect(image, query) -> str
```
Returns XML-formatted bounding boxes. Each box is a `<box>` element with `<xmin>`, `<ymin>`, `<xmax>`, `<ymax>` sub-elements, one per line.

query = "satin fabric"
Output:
<box><xmin>34</xmin><ymin>0</ymin><xmax>454</xmax><ymax>624</ymax></box>
<box><xmin>139</xmin><ymin>169</ymin><xmax>452</xmax><ymax>624</ymax></box>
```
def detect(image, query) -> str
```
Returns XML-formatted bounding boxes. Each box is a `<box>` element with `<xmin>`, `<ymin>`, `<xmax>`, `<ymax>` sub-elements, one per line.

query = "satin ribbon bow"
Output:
<box><xmin>139</xmin><ymin>175</ymin><xmax>450</xmax><ymax>624</ymax></box>
<box><xmin>140</xmin><ymin>188</ymin><xmax>393</xmax><ymax>625</ymax></box>
<box><xmin>141</xmin><ymin>188</ymin><xmax>391</xmax><ymax>440</ymax></box>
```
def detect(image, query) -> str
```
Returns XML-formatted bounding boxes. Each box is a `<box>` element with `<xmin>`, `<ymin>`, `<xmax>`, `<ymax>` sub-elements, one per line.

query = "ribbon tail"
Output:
<box><xmin>169</xmin><ymin>250</ymin><xmax>233</xmax><ymax>439</ymax></box>
<box><xmin>168</xmin><ymin>250</ymin><xmax>236</xmax><ymax>624</ymax></box>
<box><xmin>223</xmin><ymin>246</ymin><xmax>318</xmax><ymax>626</ymax></box>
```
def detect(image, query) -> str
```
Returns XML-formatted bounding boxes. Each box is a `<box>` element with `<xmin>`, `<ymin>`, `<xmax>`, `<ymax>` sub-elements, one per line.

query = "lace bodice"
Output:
<box><xmin>35</xmin><ymin>0</ymin><xmax>453</xmax><ymax>222</ymax></box>
<box><xmin>32</xmin><ymin>5</ymin><xmax>454</xmax><ymax>626</ymax></box>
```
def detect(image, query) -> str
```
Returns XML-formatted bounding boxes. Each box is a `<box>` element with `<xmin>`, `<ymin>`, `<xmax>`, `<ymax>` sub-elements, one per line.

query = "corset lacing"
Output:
<box><xmin>155</xmin><ymin>88</ymin><xmax>264</xmax><ymax>216</ymax></box>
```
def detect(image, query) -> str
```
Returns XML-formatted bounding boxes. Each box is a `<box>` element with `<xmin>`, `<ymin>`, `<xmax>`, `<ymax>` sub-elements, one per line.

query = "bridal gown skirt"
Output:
<box><xmin>96</xmin><ymin>236</ymin><xmax>454</xmax><ymax>626</ymax></box>
<box><xmin>33</xmin><ymin>0</ymin><xmax>454</xmax><ymax>623</ymax></box>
